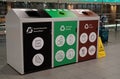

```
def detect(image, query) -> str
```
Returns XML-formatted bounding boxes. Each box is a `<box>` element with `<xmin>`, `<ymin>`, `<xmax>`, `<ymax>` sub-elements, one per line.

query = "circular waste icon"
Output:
<box><xmin>32</xmin><ymin>37</ymin><xmax>44</xmax><ymax>50</ymax></box>
<box><xmin>89</xmin><ymin>32</ymin><xmax>96</xmax><ymax>43</ymax></box>
<box><xmin>32</xmin><ymin>54</ymin><xmax>44</xmax><ymax>66</ymax></box>
<box><xmin>67</xmin><ymin>34</ymin><xmax>75</xmax><ymax>45</ymax></box>
<box><xmin>80</xmin><ymin>33</ymin><xmax>88</xmax><ymax>44</ymax></box>
<box><xmin>55</xmin><ymin>50</ymin><xmax>65</xmax><ymax>62</ymax></box>
<box><xmin>55</xmin><ymin>35</ymin><xmax>65</xmax><ymax>47</ymax></box>
<box><xmin>66</xmin><ymin>49</ymin><xmax>75</xmax><ymax>60</ymax></box>
<box><xmin>79</xmin><ymin>47</ymin><xmax>87</xmax><ymax>57</ymax></box>
<box><xmin>88</xmin><ymin>45</ymin><xmax>96</xmax><ymax>56</ymax></box>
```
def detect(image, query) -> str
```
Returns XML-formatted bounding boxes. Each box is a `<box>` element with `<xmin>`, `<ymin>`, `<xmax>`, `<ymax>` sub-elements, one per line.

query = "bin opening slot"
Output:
<box><xmin>59</xmin><ymin>11</ymin><xmax>65</xmax><ymax>15</ymax></box>
<box><xmin>82</xmin><ymin>11</ymin><xmax>93</xmax><ymax>16</ymax></box>
<box><xmin>26</xmin><ymin>11</ymin><xmax>41</xmax><ymax>17</ymax></box>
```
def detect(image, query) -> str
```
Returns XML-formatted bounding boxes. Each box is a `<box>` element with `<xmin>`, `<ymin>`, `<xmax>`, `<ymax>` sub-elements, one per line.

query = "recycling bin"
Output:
<box><xmin>6</xmin><ymin>9</ymin><xmax>52</xmax><ymax>74</ymax></box>
<box><xmin>71</xmin><ymin>9</ymin><xmax>99</xmax><ymax>62</ymax></box>
<box><xmin>45</xmin><ymin>9</ymin><xmax>77</xmax><ymax>67</ymax></box>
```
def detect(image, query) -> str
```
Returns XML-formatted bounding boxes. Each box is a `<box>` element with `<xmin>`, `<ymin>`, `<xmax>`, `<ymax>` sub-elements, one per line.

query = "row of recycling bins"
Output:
<box><xmin>6</xmin><ymin>9</ymin><xmax>99</xmax><ymax>74</ymax></box>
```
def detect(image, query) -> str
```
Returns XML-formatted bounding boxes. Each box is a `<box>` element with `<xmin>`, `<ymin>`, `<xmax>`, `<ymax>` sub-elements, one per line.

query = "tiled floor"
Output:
<box><xmin>0</xmin><ymin>29</ymin><xmax>120</xmax><ymax>79</ymax></box>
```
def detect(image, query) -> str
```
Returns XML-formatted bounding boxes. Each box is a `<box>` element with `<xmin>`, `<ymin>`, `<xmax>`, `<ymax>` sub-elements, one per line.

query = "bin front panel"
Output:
<box><xmin>78</xmin><ymin>20</ymin><xmax>98</xmax><ymax>62</ymax></box>
<box><xmin>54</xmin><ymin>21</ymin><xmax>77</xmax><ymax>67</ymax></box>
<box><xmin>23</xmin><ymin>22</ymin><xmax>52</xmax><ymax>73</ymax></box>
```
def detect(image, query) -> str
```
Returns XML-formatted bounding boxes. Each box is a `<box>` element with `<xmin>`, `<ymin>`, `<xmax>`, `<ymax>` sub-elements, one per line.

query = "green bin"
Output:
<box><xmin>45</xmin><ymin>9</ymin><xmax>77</xmax><ymax>67</ymax></box>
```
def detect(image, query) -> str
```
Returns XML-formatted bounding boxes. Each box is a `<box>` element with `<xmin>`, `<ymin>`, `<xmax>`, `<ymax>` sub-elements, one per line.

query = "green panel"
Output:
<box><xmin>54</xmin><ymin>21</ymin><xmax>77</xmax><ymax>67</ymax></box>
<box><xmin>45</xmin><ymin>9</ymin><xmax>77</xmax><ymax>18</ymax></box>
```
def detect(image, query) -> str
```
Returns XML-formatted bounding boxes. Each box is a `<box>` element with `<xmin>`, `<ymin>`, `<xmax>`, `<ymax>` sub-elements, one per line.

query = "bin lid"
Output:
<box><xmin>45</xmin><ymin>9</ymin><xmax>77</xmax><ymax>18</ymax></box>
<box><xmin>25</xmin><ymin>9</ymin><xmax>51</xmax><ymax>18</ymax></box>
<box><xmin>10</xmin><ymin>9</ymin><xmax>51</xmax><ymax>18</ymax></box>
<box><xmin>71</xmin><ymin>9</ymin><xmax>98</xmax><ymax>17</ymax></box>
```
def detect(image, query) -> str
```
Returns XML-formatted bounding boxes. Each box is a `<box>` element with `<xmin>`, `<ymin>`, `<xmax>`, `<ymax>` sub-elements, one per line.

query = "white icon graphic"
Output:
<box><xmin>89</xmin><ymin>32</ymin><xmax>97</xmax><ymax>42</ymax></box>
<box><xmin>79</xmin><ymin>47</ymin><xmax>87</xmax><ymax>57</ymax></box>
<box><xmin>32</xmin><ymin>37</ymin><xmax>44</xmax><ymax>50</ymax></box>
<box><xmin>80</xmin><ymin>33</ymin><xmax>88</xmax><ymax>44</ymax></box>
<box><xmin>60</xmin><ymin>25</ymin><xmax>65</xmax><ymax>31</ymax></box>
<box><xmin>32</xmin><ymin>54</ymin><xmax>44</xmax><ymax>66</ymax></box>
<box><xmin>84</xmin><ymin>24</ymin><xmax>89</xmax><ymax>29</ymax></box>
<box><xmin>88</xmin><ymin>45</ymin><xmax>96</xmax><ymax>56</ymax></box>
<box><xmin>66</xmin><ymin>49</ymin><xmax>75</xmax><ymax>60</ymax></box>
<box><xmin>67</xmin><ymin>34</ymin><xmax>75</xmax><ymax>45</ymax></box>
<box><xmin>55</xmin><ymin>35</ymin><xmax>65</xmax><ymax>47</ymax></box>
<box><xmin>26</xmin><ymin>27</ymin><xmax>33</xmax><ymax>34</ymax></box>
<box><xmin>55</xmin><ymin>50</ymin><xmax>65</xmax><ymax>62</ymax></box>
<box><xmin>84</xmin><ymin>24</ymin><xmax>93</xmax><ymax>29</ymax></box>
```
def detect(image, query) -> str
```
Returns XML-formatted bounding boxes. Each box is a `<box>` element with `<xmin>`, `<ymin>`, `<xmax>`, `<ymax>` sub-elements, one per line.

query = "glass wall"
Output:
<box><xmin>0</xmin><ymin>1</ymin><xmax>7</xmax><ymax>23</ymax></box>
<box><xmin>0</xmin><ymin>1</ymin><xmax>120</xmax><ymax>24</ymax></box>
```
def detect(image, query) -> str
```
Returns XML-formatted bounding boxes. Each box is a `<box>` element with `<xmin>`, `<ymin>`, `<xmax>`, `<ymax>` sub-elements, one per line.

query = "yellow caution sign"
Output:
<box><xmin>97</xmin><ymin>37</ymin><xmax>106</xmax><ymax>58</ymax></box>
